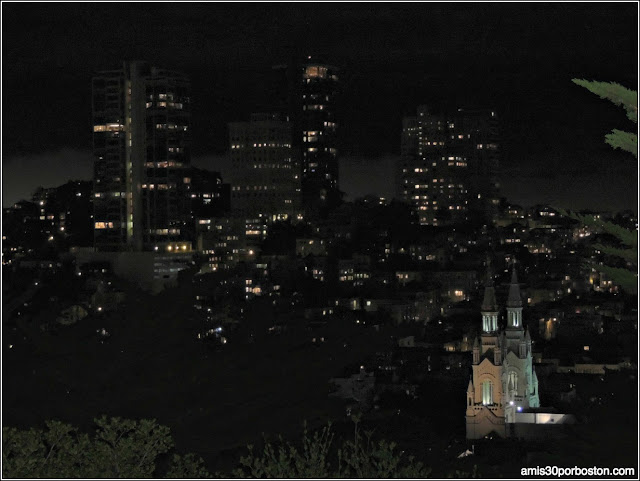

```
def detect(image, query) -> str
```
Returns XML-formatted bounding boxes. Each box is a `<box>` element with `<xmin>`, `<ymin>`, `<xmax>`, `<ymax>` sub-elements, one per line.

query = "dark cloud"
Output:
<box><xmin>500</xmin><ymin>171</ymin><xmax>638</xmax><ymax>213</ymax></box>
<box><xmin>340</xmin><ymin>155</ymin><xmax>398</xmax><ymax>202</ymax></box>
<box><xmin>2</xmin><ymin>149</ymin><xmax>93</xmax><ymax>206</ymax></box>
<box><xmin>192</xmin><ymin>154</ymin><xmax>231</xmax><ymax>179</ymax></box>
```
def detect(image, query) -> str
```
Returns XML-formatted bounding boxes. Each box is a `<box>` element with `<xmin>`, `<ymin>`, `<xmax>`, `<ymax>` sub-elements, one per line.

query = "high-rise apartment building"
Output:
<box><xmin>193</xmin><ymin>113</ymin><xmax>304</xmax><ymax>273</ymax></box>
<box><xmin>269</xmin><ymin>58</ymin><xmax>340</xmax><ymax>216</ymax></box>
<box><xmin>92</xmin><ymin>61</ymin><xmax>192</xmax><ymax>252</ymax></box>
<box><xmin>300</xmin><ymin>62</ymin><xmax>340</xmax><ymax>210</ymax></box>
<box><xmin>398</xmin><ymin>105</ymin><xmax>500</xmax><ymax>225</ymax></box>
<box><xmin>229</xmin><ymin>113</ymin><xmax>302</xmax><ymax>222</ymax></box>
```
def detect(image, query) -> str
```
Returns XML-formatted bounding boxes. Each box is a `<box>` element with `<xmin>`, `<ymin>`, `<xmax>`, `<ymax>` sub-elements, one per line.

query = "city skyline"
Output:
<box><xmin>2</xmin><ymin>3</ymin><xmax>638</xmax><ymax>212</ymax></box>
<box><xmin>3</xmin><ymin>4</ymin><xmax>638</xmax><ymax>476</ymax></box>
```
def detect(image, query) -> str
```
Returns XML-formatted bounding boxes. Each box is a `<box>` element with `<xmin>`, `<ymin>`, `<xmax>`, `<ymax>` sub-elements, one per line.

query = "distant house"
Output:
<box><xmin>329</xmin><ymin>367</ymin><xmax>375</xmax><ymax>409</ymax></box>
<box><xmin>557</xmin><ymin>359</ymin><xmax>635</xmax><ymax>375</ymax></box>
<box><xmin>296</xmin><ymin>238</ymin><xmax>327</xmax><ymax>257</ymax></box>
<box><xmin>556</xmin><ymin>313</ymin><xmax>604</xmax><ymax>342</ymax></box>
<box><xmin>426</xmin><ymin>270</ymin><xmax>478</xmax><ymax>302</ymax></box>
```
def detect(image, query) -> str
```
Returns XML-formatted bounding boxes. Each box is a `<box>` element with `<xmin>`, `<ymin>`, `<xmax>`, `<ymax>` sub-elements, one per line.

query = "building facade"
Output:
<box><xmin>194</xmin><ymin>113</ymin><xmax>303</xmax><ymax>274</ymax></box>
<box><xmin>399</xmin><ymin>106</ymin><xmax>500</xmax><ymax>226</ymax></box>
<box><xmin>466</xmin><ymin>264</ymin><xmax>541</xmax><ymax>439</ymax></box>
<box><xmin>229</xmin><ymin>113</ymin><xmax>302</xmax><ymax>222</ymax></box>
<box><xmin>269</xmin><ymin>58</ymin><xmax>340</xmax><ymax>216</ymax></box>
<box><xmin>92</xmin><ymin>61</ymin><xmax>192</xmax><ymax>252</ymax></box>
<box><xmin>300</xmin><ymin>61</ymin><xmax>340</xmax><ymax>213</ymax></box>
<box><xmin>188</xmin><ymin>168</ymin><xmax>230</xmax><ymax>227</ymax></box>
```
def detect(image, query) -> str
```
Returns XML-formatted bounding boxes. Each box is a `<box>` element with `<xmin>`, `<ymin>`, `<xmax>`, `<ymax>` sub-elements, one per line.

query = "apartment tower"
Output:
<box><xmin>269</xmin><ymin>57</ymin><xmax>340</xmax><ymax>217</ymax></box>
<box><xmin>399</xmin><ymin>105</ymin><xmax>500</xmax><ymax>225</ymax></box>
<box><xmin>92</xmin><ymin>61</ymin><xmax>191</xmax><ymax>252</ymax></box>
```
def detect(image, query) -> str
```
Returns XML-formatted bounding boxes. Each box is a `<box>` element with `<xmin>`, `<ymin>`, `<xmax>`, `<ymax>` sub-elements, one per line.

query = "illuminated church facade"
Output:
<box><xmin>465</xmin><ymin>264</ymin><xmax>541</xmax><ymax>439</ymax></box>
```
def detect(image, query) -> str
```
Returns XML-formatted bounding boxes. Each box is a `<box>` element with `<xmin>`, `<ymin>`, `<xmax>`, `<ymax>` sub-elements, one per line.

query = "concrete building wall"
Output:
<box><xmin>466</xmin><ymin>405</ymin><xmax>507</xmax><ymax>439</ymax></box>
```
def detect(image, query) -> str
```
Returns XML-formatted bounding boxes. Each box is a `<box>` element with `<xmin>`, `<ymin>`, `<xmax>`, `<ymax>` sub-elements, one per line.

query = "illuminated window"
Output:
<box><xmin>482</xmin><ymin>381</ymin><xmax>493</xmax><ymax>405</ymax></box>
<box><xmin>303</xmin><ymin>65</ymin><xmax>328</xmax><ymax>79</ymax></box>
<box><xmin>94</xmin><ymin>222</ymin><xmax>114</xmax><ymax>229</ymax></box>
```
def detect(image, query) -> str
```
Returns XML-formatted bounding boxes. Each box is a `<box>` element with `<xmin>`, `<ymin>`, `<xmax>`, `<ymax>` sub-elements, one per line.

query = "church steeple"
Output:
<box><xmin>466</xmin><ymin>257</ymin><xmax>543</xmax><ymax>440</ymax></box>
<box><xmin>506</xmin><ymin>260</ymin><xmax>523</xmax><ymax>329</ymax></box>
<box><xmin>507</xmin><ymin>261</ymin><xmax>522</xmax><ymax>308</ymax></box>
<box><xmin>494</xmin><ymin>334</ymin><xmax>503</xmax><ymax>365</ymax></box>
<box><xmin>481</xmin><ymin>258</ymin><xmax>499</xmax><ymax>333</ymax></box>
<box><xmin>481</xmin><ymin>271</ymin><xmax>498</xmax><ymax>312</ymax></box>
<box><xmin>472</xmin><ymin>336</ymin><xmax>480</xmax><ymax>364</ymax></box>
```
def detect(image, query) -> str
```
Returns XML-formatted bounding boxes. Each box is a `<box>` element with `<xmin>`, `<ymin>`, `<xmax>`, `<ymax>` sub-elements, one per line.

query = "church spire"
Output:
<box><xmin>506</xmin><ymin>260</ymin><xmax>522</xmax><ymax>308</ymax></box>
<box><xmin>481</xmin><ymin>256</ymin><xmax>498</xmax><ymax>332</ymax></box>
<box><xmin>506</xmin><ymin>259</ymin><xmax>524</xmax><ymax>329</ymax></box>
<box><xmin>494</xmin><ymin>334</ymin><xmax>503</xmax><ymax>365</ymax></box>
<box><xmin>472</xmin><ymin>337</ymin><xmax>480</xmax><ymax>364</ymax></box>
<box><xmin>481</xmin><ymin>259</ymin><xmax>498</xmax><ymax>312</ymax></box>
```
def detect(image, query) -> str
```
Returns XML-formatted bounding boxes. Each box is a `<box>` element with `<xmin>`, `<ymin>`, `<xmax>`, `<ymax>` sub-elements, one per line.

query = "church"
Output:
<box><xmin>466</xmin><ymin>263</ymin><xmax>572</xmax><ymax>439</ymax></box>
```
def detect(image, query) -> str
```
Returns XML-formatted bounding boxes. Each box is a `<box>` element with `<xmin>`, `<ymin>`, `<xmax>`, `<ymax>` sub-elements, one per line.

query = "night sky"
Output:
<box><xmin>2</xmin><ymin>3</ymin><xmax>638</xmax><ymax>211</ymax></box>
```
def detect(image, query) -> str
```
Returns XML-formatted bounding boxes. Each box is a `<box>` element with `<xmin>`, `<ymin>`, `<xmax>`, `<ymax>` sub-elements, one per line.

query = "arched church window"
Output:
<box><xmin>508</xmin><ymin>371</ymin><xmax>518</xmax><ymax>393</ymax></box>
<box><xmin>482</xmin><ymin>380</ymin><xmax>493</xmax><ymax>405</ymax></box>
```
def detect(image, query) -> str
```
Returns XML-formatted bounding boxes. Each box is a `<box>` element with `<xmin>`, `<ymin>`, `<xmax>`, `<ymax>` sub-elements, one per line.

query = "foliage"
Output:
<box><xmin>572</xmin><ymin>80</ymin><xmax>637</xmax><ymax>123</ymax></box>
<box><xmin>566</xmin><ymin>79</ymin><xmax>638</xmax><ymax>293</ymax></box>
<box><xmin>165</xmin><ymin>453</ymin><xmax>211</xmax><ymax>478</ymax></box>
<box><xmin>90</xmin><ymin>416</ymin><xmax>173</xmax><ymax>477</ymax></box>
<box><xmin>2</xmin><ymin>417</ymin><xmax>208</xmax><ymax>478</ymax></box>
<box><xmin>604</xmin><ymin>129</ymin><xmax>638</xmax><ymax>158</ymax></box>
<box><xmin>3</xmin><ymin>416</ymin><xmax>436</xmax><ymax>478</ymax></box>
<box><xmin>232</xmin><ymin>423</ymin><xmax>334</xmax><ymax>478</ymax></box>
<box><xmin>231</xmin><ymin>416</ymin><xmax>433</xmax><ymax>478</ymax></box>
<box><xmin>558</xmin><ymin>208</ymin><xmax>638</xmax><ymax>294</ymax></box>
<box><xmin>572</xmin><ymin>79</ymin><xmax>638</xmax><ymax>157</ymax></box>
<box><xmin>449</xmin><ymin>464</ymin><xmax>481</xmax><ymax>478</ymax></box>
